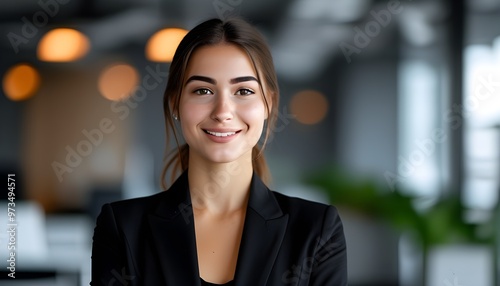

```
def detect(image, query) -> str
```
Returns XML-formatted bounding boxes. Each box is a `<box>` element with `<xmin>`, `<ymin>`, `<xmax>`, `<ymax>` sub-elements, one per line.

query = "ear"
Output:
<box><xmin>169</xmin><ymin>97</ymin><xmax>178</xmax><ymax>119</ymax></box>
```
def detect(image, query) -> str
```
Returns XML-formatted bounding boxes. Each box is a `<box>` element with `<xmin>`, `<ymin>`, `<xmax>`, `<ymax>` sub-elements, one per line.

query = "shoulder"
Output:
<box><xmin>102</xmin><ymin>171</ymin><xmax>190</xmax><ymax>221</ymax></box>
<box><xmin>271</xmin><ymin>191</ymin><xmax>343</xmax><ymax>234</ymax></box>
<box><xmin>110</xmin><ymin>191</ymin><xmax>165</xmax><ymax>211</ymax></box>
<box><xmin>97</xmin><ymin>191</ymin><xmax>168</xmax><ymax>225</ymax></box>
<box><xmin>272</xmin><ymin>191</ymin><xmax>338</xmax><ymax>218</ymax></box>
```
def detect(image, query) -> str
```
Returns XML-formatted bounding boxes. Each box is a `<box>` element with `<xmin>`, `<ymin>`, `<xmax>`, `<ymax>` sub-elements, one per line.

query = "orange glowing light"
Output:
<box><xmin>290</xmin><ymin>90</ymin><xmax>329</xmax><ymax>125</ymax></box>
<box><xmin>146</xmin><ymin>28</ymin><xmax>188</xmax><ymax>62</ymax></box>
<box><xmin>98</xmin><ymin>63</ymin><xmax>139</xmax><ymax>101</ymax></box>
<box><xmin>38</xmin><ymin>28</ymin><xmax>90</xmax><ymax>62</ymax></box>
<box><xmin>3</xmin><ymin>63</ymin><xmax>41</xmax><ymax>101</ymax></box>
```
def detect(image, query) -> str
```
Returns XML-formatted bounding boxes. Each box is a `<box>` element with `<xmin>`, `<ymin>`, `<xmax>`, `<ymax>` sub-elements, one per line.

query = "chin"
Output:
<box><xmin>202</xmin><ymin>148</ymin><xmax>252</xmax><ymax>164</ymax></box>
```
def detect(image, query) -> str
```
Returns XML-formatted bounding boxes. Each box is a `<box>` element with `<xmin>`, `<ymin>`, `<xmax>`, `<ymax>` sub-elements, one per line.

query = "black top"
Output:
<box><xmin>200</xmin><ymin>278</ymin><xmax>235</xmax><ymax>286</ymax></box>
<box><xmin>91</xmin><ymin>171</ymin><xmax>348</xmax><ymax>285</ymax></box>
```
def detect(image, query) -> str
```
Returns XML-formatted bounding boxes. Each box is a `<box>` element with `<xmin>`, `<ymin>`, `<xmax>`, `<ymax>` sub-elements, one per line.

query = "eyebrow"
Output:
<box><xmin>230</xmin><ymin>76</ymin><xmax>259</xmax><ymax>84</ymax></box>
<box><xmin>185</xmin><ymin>75</ymin><xmax>259</xmax><ymax>85</ymax></box>
<box><xmin>185</xmin><ymin>75</ymin><xmax>216</xmax><ymax>85</ymax></box>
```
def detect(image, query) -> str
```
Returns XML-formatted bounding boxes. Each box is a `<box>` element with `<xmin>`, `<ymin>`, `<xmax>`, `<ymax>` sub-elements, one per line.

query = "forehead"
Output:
<box><xmin>185</xmin><ymin>44</ymin><xmax>258</xmax><ymax>80</ymax></box>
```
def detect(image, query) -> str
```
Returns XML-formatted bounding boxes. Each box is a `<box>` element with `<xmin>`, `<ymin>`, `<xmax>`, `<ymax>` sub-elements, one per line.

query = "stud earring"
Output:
<box><xmin>173</xmin><ymin>114</ymin><xmax>178</xmax><ymax>121</ymax></box>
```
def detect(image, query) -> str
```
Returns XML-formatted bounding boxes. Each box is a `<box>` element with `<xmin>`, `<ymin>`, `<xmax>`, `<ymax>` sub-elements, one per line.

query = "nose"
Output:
<box><xmin>211</xmin><ymin>93</ymin><xmax>233</xmax><ymax>122</ymax></box>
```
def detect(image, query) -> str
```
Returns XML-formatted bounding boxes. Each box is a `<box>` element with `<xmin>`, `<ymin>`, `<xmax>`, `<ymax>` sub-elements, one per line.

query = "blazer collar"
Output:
<box><xmin>152</xmin><ymin>170</ymin><xmax>284</xmax><ymax>220</ymax></box>
<box><xmin>148</xmin><ymin>171</ymin><xmax>288</xmax><ymax>286</ymax></box>
<box><xmin>147</xmin><ymin>172</ymin><xmax>198</xmax><ymax>285</ymax></box>
<box><xmin>234</xmin><ymin>173</ymin><xmax>289</xmax><ymax>286</ymax></box>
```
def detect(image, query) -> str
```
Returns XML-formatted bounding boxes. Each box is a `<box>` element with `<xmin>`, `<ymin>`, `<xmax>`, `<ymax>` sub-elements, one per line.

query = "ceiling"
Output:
<box><xmin>1</xmin><ymin>0</ymin><xmax>499</xmax><ymax>82</ymax></box>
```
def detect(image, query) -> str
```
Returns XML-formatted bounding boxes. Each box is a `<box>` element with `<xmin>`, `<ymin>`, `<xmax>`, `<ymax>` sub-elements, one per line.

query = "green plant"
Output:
<box><xmin>304</xmin><ymin>167</ymin><xmax>490</xmax><ymax>247</ymax></box>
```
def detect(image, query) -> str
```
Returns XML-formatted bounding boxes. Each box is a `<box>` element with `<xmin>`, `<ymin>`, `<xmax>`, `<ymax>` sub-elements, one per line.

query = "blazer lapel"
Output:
<box><xmin>234</xmin><ymin>174</ymin><xmax>289</xmax><ymax>286</ymax></box>
<box><xmin>147</xmin><ymin>172</ymin><xmax>200</xmax><ymax>286</ymax></box>
<box><xmin>146</xmin><ymin>171</ymin><xmax>289</xmax><ymax>286</ymax></box>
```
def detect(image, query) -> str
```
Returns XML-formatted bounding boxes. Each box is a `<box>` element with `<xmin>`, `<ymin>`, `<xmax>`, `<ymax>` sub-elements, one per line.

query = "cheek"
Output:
<box><xmin>180</xmin><ymin>106</ymin><xmax>200</xmax><ymax>123</ymax></box>
<box><xmin>179</xmin><ymin>97</ymin><xmax>206</xmax><ymax>122</ymax></box>
<box><xmin>240</xmin><ymin>101</ymin><xmax>267</xmax><ymax>128</ymax></box>
<box><xmin>178</xmin><ymin>101</ymin><xmax>205</xmax><ymax>138</ymax></box>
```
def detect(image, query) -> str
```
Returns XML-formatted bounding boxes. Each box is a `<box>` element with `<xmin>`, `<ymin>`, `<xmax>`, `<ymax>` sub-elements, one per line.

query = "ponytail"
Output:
<box><xmin>252</xmin><ymin>145</ymin><xmax>271</xmax><ymax>185</ymax></box>
<box><xmin>160</xmin><ymin>144</ymin><xmax>189</xmax><ymax>190</ymax></box>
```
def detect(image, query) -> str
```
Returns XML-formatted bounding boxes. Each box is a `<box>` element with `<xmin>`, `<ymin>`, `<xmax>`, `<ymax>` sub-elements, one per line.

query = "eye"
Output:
<box><xmin>194</xmin><ymin>88</ymin><xmax>213</xmax><ymax>95</ymax></box>
<box><xmin>235</xmin><ymin>88</ymin><xmax>255</xmax><ymax>96</ymax></box>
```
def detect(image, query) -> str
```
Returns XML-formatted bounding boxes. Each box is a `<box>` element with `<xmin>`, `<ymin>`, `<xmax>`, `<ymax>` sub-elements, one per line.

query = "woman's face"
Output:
<box><xmin>178</xmin><ymin>44</ymin><xmax>268</xmax><ymax>165</ymax></box>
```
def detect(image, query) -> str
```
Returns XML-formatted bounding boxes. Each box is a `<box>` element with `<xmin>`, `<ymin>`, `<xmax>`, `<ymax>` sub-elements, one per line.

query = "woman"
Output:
<box><xmin>91</xmin><ymin>18</ymin><xmax>347</xmax><ymax>286</ymax></box>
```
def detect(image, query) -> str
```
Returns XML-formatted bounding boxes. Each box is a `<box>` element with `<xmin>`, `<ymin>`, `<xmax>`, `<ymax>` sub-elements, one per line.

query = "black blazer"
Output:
<box><xmin>91</xmin><ymin>172</ymin><xmax>347</xmax><ymax>285</ymax></box>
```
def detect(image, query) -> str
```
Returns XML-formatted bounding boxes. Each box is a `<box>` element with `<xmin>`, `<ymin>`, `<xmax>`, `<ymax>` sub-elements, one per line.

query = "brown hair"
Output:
<box><xmin>160</xmin><ymin>18</ymin><xmax>279</xmax><ymax>190</ymax></box>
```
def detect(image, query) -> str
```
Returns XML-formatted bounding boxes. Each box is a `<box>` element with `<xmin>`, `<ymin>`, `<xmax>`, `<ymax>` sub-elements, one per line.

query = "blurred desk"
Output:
<box><xmin>0</xmin><ymin>202</ymin><xmax>92</xmax><ymax>285</ymax></box>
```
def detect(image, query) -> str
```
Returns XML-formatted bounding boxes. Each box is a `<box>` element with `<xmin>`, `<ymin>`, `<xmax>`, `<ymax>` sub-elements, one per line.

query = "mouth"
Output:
<box><xmin>203</xmin><ymin>129</ymin><xmax>242</xmax><ymax>137</ymax></box>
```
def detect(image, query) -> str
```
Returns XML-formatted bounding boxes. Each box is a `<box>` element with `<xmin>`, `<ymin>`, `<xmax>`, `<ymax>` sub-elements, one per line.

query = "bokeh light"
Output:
<box><xmin>98</xmin><ymin>63</ymin><xmax>139</xmax><ymax>101</ymax></box>
<box><xmin>2</xmin><ymin>63</ymin><xmax>41</xmax><ymax>101</ymax></box>
<box><xmin>290</xmin><ymin>90</ymin><xmax>329</xmax><ymax>125</ymax></box>
<box><xmin>145</xmin><ymin>28</ymin><xmax>188</xmax><ymax>62</ymax></box>
<box><xmin>38</xmin><ymin>28</ymin><xmax>90</xmax><ymax>62</ymax></box>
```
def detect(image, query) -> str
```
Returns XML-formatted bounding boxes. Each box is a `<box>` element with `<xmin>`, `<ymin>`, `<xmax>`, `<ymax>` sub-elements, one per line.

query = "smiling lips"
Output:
<box><xmin>205</xmin><ymin>130</ymin><xmax>237</xmax><ymax>137</ymax></box>
<box><xmin>203</xmin><ymin>129</ymin><xmax>241</xmax><ymax>142</ymax></box>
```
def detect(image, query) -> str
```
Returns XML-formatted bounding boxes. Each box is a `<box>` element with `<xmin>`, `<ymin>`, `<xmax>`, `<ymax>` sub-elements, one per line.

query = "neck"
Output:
<box><xmin>188</xmin><ymin>153</ymin><xmax>253</xmax><ymax>215</ymax></box>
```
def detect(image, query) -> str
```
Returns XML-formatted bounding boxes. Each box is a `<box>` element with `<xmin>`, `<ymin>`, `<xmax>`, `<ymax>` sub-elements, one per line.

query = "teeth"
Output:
<box><xmin>206</xmin><ymin>130</ymin><xmax>236</xmax><ymax>137</ymax></box>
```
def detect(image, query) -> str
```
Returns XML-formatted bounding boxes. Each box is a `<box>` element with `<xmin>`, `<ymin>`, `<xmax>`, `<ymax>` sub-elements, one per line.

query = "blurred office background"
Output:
<box><xmin>0</xmin><ymin>0</ymin><xmax>499</xmax><ymax>285</ymax></box>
